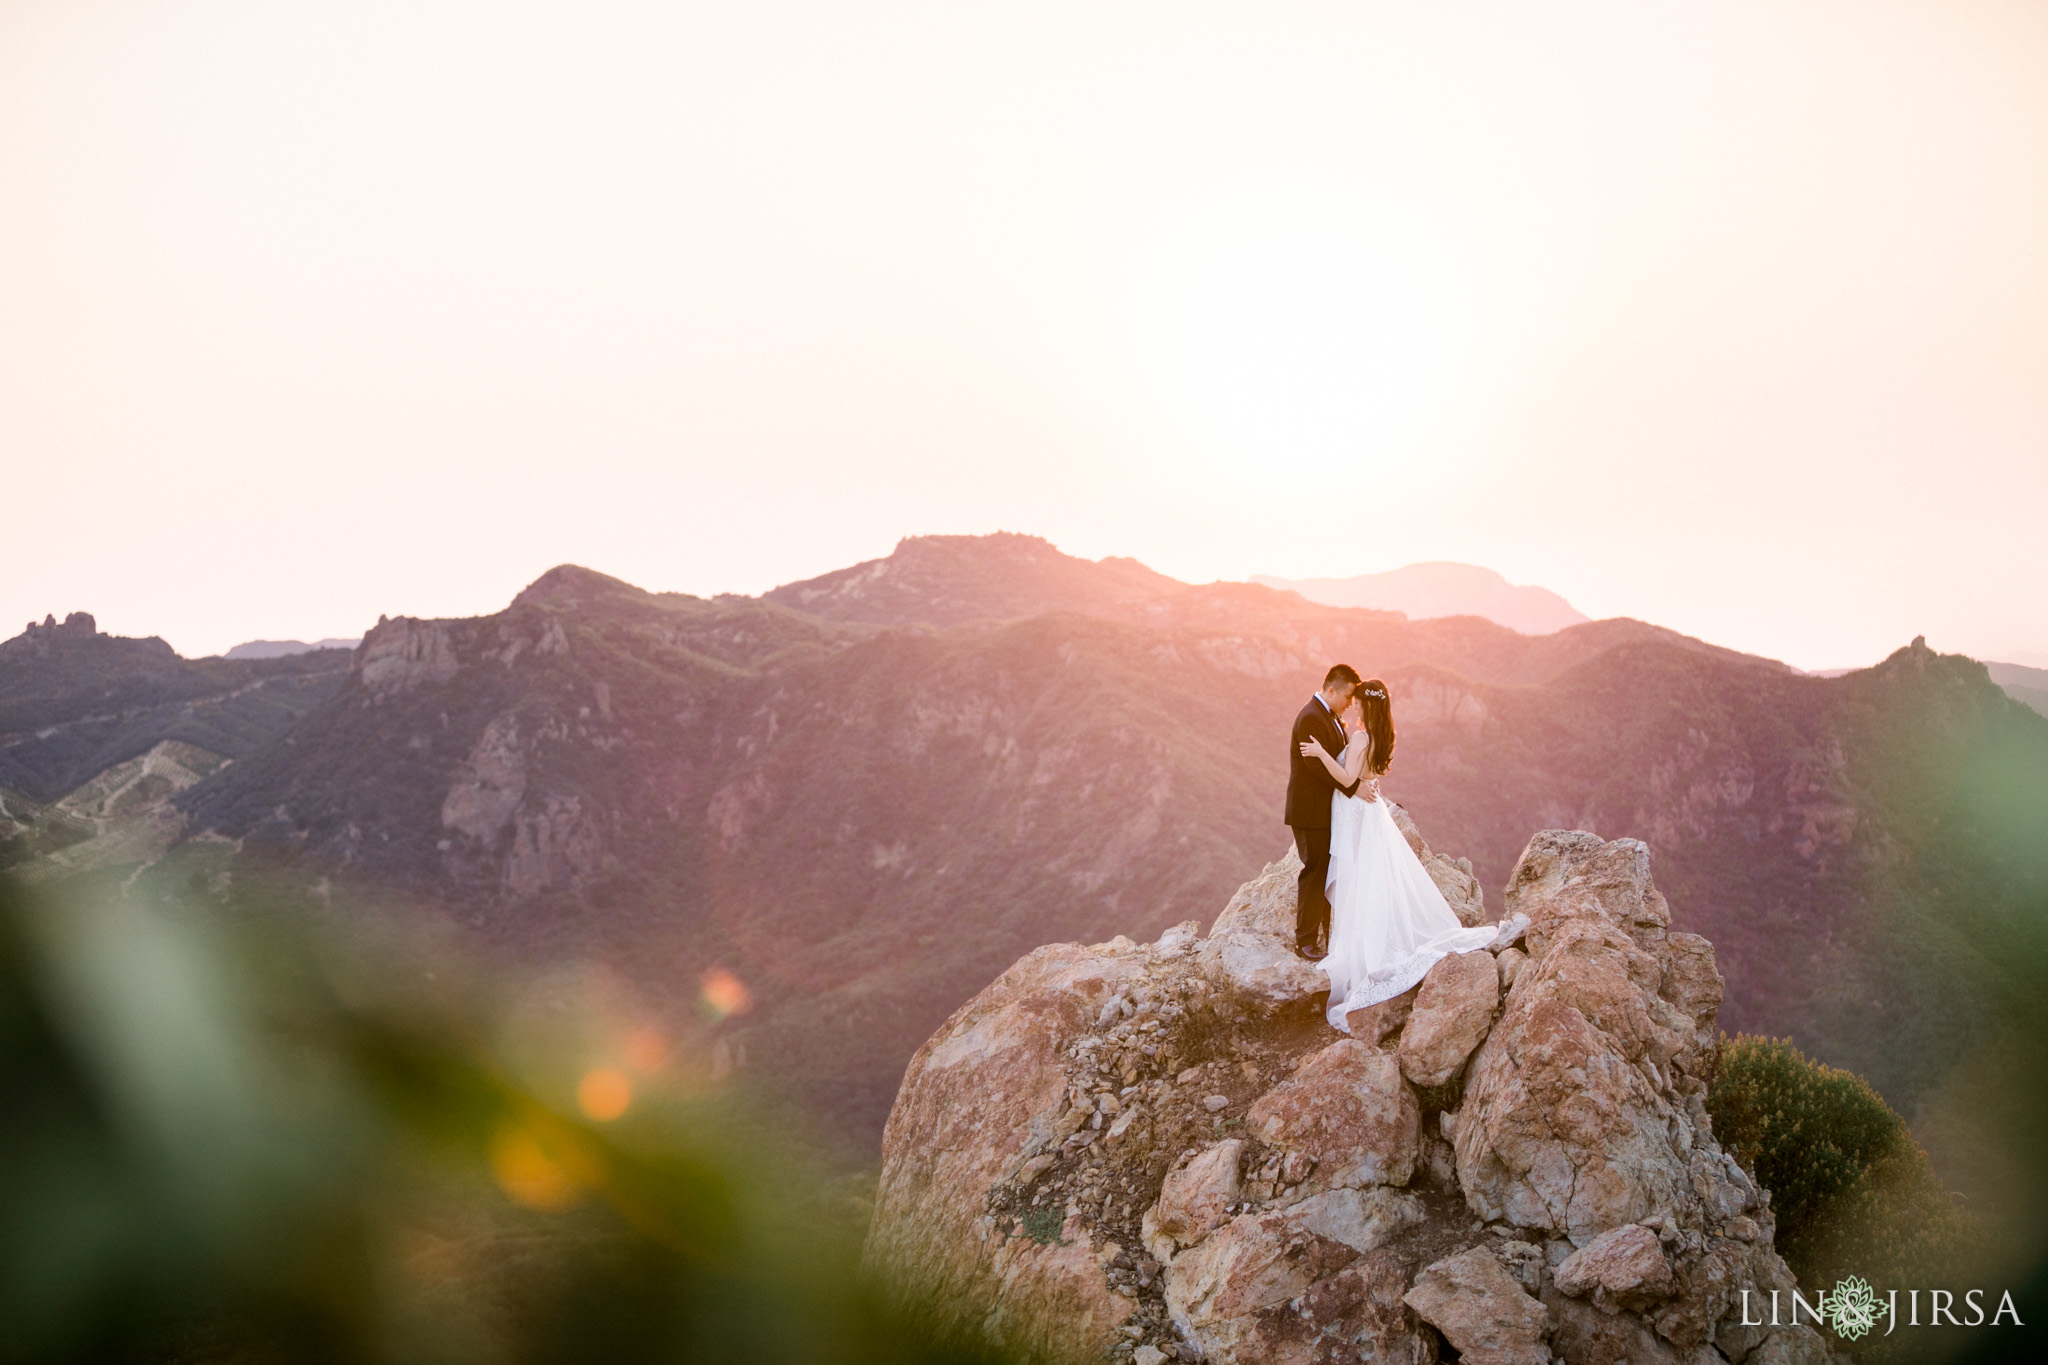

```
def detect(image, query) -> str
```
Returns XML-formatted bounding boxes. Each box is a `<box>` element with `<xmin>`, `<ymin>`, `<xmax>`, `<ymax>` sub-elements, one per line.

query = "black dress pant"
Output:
<box><xmin>1292</xmin><ymin>824</ymin><xmax>1332</xmax><ymax>952</ymax></box>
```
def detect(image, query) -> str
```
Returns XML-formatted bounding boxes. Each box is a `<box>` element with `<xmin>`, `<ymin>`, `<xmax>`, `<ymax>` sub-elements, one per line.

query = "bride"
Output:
<box><xmin>1298</xmin><ymin>678</ymin><xmax>1497</xmax><ymax>1033</ymax></box>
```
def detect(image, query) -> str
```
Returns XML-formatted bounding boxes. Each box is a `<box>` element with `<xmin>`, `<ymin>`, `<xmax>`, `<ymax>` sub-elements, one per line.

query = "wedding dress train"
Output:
<box><xmin>1321</xmin><ymin>742</ymin><xmax>1497</xmax><ymax>1033</ymax></box>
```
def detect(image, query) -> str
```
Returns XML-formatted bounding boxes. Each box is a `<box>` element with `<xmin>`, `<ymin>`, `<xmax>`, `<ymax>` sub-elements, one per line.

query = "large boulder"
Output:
<box><xmin>1346</xmin><ymin>981</ymin><xmax>1419</xmax><ymax>1046</ymax></box>
<box><xmin>1403</xmin><ymin>1245</ymin><xmax>1550</xmax><ymax>1365</ymax></box>
<box><xmin>1454</xmin><ymin>918</ymin><xmax>1701</xmax><ymax>1240</ymax></box>
<box><xmin>1163</xmin><ymin>1190</ymin><xmax>1428</xmax><ymax>1360</ymax></box>
<box><xmin>1397</xmin><ymin>950</ymin><xmax>1500</xmax><ymax>1088</ymax></box>
<box><xmin>1210</xmin><ymin>849</ymin><xmax>1303</xmax><ymax>937</ymax></box>
<box><xmin>863</xmin><ymin>938</ymin><xmax>1152</xmax><ymax>1361</ymax></box>
<box><xmin>1503</xmin><ymin>830</ymin><xmax>1671</xmax><ymax>961</ymax></box>
<box><xmin>1552</xmin><ymin>1222</ymin><xmax>1677</xmax><ymax>1312</ymax></box>
<box><xmin>1199</xmin><ymin>928</ymin><xmax>1328</xmax><ymax>1009</ymax></box>
<box><xmin>1246</xmin><ymin>1040</ymin><xmax>1419</xmax><ymax>1189</ymax></box>
<box><xmin>865</xmin><ymin>823</ymin><xmax>1834</xmax><ymax>1365</ymax></box>
<box><xmin>1163</xmin><ymin>1205</ymin><xmax>1366</xmax><ymax>1328</ymax></box>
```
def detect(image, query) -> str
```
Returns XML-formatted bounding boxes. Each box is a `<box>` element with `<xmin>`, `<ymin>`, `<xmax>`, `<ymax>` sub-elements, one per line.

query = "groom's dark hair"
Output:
<box><xmin>1323</xmin><ymin>664</ymin><xmax>1362</xmax><ymax>690</ymax></box>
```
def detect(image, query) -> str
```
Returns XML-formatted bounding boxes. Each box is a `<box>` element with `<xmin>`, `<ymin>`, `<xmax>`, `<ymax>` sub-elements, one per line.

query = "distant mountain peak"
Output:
<box><xmin>22</xmin><ymin>611</ymin><xmax>97</xmax><ymax>639</ymax></box>
<box><xmin>2</xmin><ymin>612</ymin><xmax>176</xmax><ymax>662</ymax></box>
<box><xmin>511</xmin><ymin>564</ymin><xmax>649</xmax><ymax>611</ymax></box>
<box><xmin>1252</xmin><ymin>563</ymin><xmax>1589</xmax><ymax>636</ymax></box>
<box><xmin>764</xmin><ymin>532</ymin><xmax>1181</xmax><ymax>628</ymax></box>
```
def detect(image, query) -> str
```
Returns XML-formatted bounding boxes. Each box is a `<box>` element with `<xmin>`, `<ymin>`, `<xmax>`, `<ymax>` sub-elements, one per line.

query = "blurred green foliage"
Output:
<box><xmin>1708</xmin><ymin>1034</ymin><xmax>1977</xmax><ymax>1294</ymax></box>
<box><xmin>0</xmin><ymin>872</ymin><xmax>1013</xmax><ymax>1365</ymax></box>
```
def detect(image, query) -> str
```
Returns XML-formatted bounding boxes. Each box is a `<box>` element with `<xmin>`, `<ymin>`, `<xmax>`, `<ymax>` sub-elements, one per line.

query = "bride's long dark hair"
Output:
<box><xmin>1351</xmin><ymin>678</ymin><xmax>1396</xmax><ymax>776</ymax></box>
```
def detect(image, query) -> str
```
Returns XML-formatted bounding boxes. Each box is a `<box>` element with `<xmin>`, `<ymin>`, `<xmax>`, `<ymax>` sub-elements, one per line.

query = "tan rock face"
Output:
<box><xmin>1164</xmin><ymin>1208</ymin><xmax>1359</xmax><ymax>1325</ymax></box>
<box><xmin>1544</xmin><ymin>1283</ymin><xmax>1688</xmax><ymax>1365</ymax></box>
<box><xmin>1164</xmin><ymin>1198</ymin><xmax>1430</xmax><ymax>1362</ymax></box>
<box><xmin>1199</xmin><ymin>928</ymin><xmax>1328</xmax><ymax>1009</ymax></box>
<box><xmin>1154</xmin><ymin>1140</ymin><xmax>1243</xmax><ymax>1249</ymax></box>
<box><xmin>1457</xmin><ymin>972</ymin><xmax>1689</xmax><ymax>1239</ymax></box>
<box><xmin>983</xmin><ymin>1227</ymin><xmax>1138</xmax><ymax>1360</ymax></box>
<box><xmin>440</xmin><ymin>715</ymin><xmax>527</xmax><ymax>842</ymax></box>
<box><xmin>1246</xmin><ymin>1040</ymin><xmax>1419</xmax><ymax>1189</ymax></box>
<box><xmin>1456</xmin><ymin>831</ymin><xmax>1735</xmax><ymax>1249</ymax></box>
<box><xmin>1397</xmin><ymin>951</ymin><xmax>1500</xmax><ymax>1088</ymax></box>
<box><xmin>1655</xmin><ymin>1230</ymin><xmax>1789</xmax><ymax>1350</ymax></box>
<box><xmin>1284</xmin><ymin>1186</ymin><xmax>1426</xmax><ymax>1253</ymax></box>
<box><xmin>357</xmin><ymin>617</ymin><xmax>460</xmax><ymax>692</ymax></box>
<box><xmin>1346</xmin><ymin>982</ymin><xmax>1418</xmax><ymax>1046</ymax></box>
<box><xmin>1403</xmin><ymin>1246</ymin><xmax>1550</xmax><ymax>1365</ymax></box>
<box><xmin>863</xmin><ymin>939</ymin><xmax>1149</xmax><ymax>1362</ymax></box>
<box><xmin>866</xmin><ymin>825</ymin><xmax>1829</xmax><ymax>1365</ymax></box>
<box><xmin>1210</xmin><ymin>849</ymin><xmax>1302</xmax><ymax>937</ymax></box>
<box><xmin>1172</xmin><ymin>1247</ymin><xmax>1438</xmax><ymax>1365</ymax></box>
<box><xmin>1658</xmin><ymin>932</ymin><xmax>1723</xmax><ymax>1068</ymax></box>
<box><xmin>1503</xmin><ymin>830</ymin><xmax>1670</xmax><ymax>960</ymax></box>
<box><xmin>1553</xmin><ymin>1223</ymin><xmax>1677</xmax><ymax>1312</ymax></box>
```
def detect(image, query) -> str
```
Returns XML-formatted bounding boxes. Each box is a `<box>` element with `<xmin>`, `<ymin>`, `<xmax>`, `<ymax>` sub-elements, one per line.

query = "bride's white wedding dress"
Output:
<box><xmin>1321</xmin><ymin>738</ymin><xmax>1497</xmax><ymax>1033</ymax></box>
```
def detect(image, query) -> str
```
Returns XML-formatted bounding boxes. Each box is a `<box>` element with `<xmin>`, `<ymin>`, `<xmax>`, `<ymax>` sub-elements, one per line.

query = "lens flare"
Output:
<box><xmin>577</xmin><ymin>1067</ymin><xmax>632</xmax><ymax>1122</ymax></box>
<box><xmin>489</xmin><ymin>1125</ymin><xmax>581</xmax><ymax>1210</ymax></box>
<box><xmin>699</xmin><ymin>967</ymin><xmax>752</xmax><ymax>1020</ymax></box>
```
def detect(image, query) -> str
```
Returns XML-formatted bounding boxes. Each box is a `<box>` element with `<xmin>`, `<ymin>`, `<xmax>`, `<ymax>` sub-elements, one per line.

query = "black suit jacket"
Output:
<box><xmin>1285</xmin><ymin>696</ymin><xmax>1362</xmax><ymax>829</ymax></box>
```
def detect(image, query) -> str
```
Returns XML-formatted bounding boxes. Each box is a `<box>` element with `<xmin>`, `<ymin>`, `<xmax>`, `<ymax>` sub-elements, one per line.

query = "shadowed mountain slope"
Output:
<box><xmin>0</xmin><ymin>614</ymin><xmax>351</xmax><ymax>869</ymax></box>
<box><xmin>18</xmin><ymin>537</ymin><xmax>2044</xmax><ymax>1159</ymax></box>
<box><xmin>1985</xmin><ymin>659</ymin><xmax>2048</xmax><ymax>718</ymax></box>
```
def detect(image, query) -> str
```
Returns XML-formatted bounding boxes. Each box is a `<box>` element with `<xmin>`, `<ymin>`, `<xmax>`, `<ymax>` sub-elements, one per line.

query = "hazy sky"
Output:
<box><xmin>4</xmin><ymin>0</ymin><xmax>2045</xmax><ymax>669</ymax></box>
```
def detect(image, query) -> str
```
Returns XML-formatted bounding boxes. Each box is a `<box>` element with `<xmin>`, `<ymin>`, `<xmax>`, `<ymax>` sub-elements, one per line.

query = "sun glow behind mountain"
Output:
<box><xmin>4</xmin><ymin>1</ymin><xmax>2048</xmax><ymax>670</ymax></box>
<box><xmin>1123</xmin><ymin>165</ymin><xmax>1480</xmax><ymax>491</ymax></box>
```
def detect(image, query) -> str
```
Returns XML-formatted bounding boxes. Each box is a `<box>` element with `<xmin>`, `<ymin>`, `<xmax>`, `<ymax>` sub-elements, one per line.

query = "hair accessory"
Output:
<box><xmin>1361</xmin><ymin>687</ymin><xmax>1386</xmax><ymax>698</ymax></box>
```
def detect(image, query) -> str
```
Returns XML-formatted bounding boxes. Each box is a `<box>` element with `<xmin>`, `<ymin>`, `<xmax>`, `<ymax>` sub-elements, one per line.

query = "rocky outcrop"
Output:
<box><xmin>864</xmin><ymin>823</ymin><xmax>1840</xmax><ymax>1365</ymax></box>
<box><xmin>19</xmin><ymin>611</ymin><xmax>97</xmax><ymax>639</ymax></box>
<box><xmin>864</xmin><ymin>939</ymin><xmax>1156</xmax><ymax>1363</ymax></box>
<box><xmin>357</xmin><ymin>616</ymin><xmax>461</xmax><ymax>692</ymax></box>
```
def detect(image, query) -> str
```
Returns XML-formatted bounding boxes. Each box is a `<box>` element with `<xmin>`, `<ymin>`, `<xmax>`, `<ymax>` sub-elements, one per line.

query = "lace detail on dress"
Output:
<box><xmin>1326</xmin><ymin>925</ymin><xmax>1499</xmax><ymax>1023</ymax></box>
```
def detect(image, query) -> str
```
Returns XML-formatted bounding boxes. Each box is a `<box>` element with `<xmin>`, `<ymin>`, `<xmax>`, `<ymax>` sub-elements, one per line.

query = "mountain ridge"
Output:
<box><xmin>1253</xmin><ymin>562</ymin><xmax>1591</xmax><ymax>635</ymax></box>
<box><xmin>9</xmin><ymin>534</ymin><xmax>2043</xmax><ymax>1160</ymax></box>
<box><xmin>0</xmin><ymin>613</ymin><xmax>351</xmax><ymax>870</ymax></box>
<box><xmin>222</xmin><ymin>637</ymin><xmax>362</xmax><ymax>660</ymax></box>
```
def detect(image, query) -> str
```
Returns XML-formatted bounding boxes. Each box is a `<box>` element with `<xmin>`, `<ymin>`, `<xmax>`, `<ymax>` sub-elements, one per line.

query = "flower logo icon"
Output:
<box><xmin>1828</xmin><ymin>1275</ymin><xmax>1881</xmax><ymax>1341</ymax></box>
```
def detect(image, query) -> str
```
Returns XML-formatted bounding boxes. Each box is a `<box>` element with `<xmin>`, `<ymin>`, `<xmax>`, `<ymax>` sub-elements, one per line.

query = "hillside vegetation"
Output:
<box><xmin>7</xmin><ymin>537</ymin><xmax>2045</xmax><ymax>1166</ymax></box>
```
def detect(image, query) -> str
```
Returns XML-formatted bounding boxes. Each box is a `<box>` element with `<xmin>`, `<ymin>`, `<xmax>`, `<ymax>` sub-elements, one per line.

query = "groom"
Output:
<box><xmin>1286</xmin><ymin>664</ymin><xmax>1371</xmax><ymax>959</ymax></box>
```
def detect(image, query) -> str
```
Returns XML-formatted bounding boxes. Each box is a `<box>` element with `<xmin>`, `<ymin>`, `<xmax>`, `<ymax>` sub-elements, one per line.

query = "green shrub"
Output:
<box><xmin>1707</xmin><ymin>1033</ymin><xmax>1977</xmax><ymax>1290</ymax></box>
<box><xmin>1018</xmin><ymin>1205</ymin><xmax>1067</xmax><ymax>1246</ymax></box>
